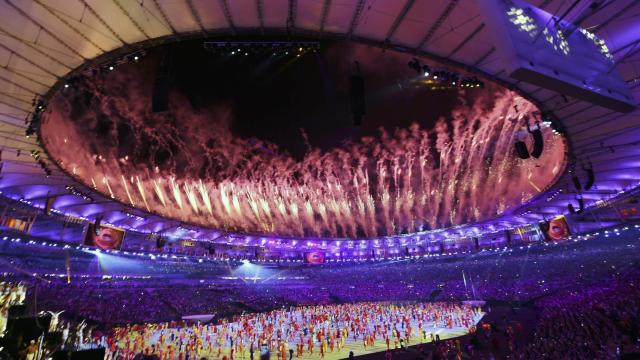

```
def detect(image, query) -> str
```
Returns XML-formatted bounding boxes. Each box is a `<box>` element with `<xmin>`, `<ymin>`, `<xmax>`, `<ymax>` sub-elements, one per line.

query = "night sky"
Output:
<box><xmin>163</xmin><ymin>40</ymin><xmax>461</xmax><ymax>159</ymax></box>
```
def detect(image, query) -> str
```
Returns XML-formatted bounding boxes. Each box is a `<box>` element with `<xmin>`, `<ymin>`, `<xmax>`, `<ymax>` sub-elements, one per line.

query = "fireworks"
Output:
<box><xmin>42</xmin><ymin>69</ymin><xmax>566</xmax><ymax>239</ymax></box>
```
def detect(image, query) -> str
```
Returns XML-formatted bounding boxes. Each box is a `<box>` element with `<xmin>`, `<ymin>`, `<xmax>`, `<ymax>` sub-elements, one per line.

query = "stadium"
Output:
<box><xmin>0</xmin><ymin>0</ymin><xmax>639</xmax><ymax>359</ymax></box>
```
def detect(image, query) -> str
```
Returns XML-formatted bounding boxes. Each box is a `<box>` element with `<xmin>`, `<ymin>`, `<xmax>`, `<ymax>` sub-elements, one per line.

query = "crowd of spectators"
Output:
<box><xmin>0</xmin><ymin>227</ymin><xmax>638</xmax><ymax>358</ymax></box>
<box><xmin>522</xmin><ymin>270</ymin><xmax>640</xmax><ymax>359</ymax></box>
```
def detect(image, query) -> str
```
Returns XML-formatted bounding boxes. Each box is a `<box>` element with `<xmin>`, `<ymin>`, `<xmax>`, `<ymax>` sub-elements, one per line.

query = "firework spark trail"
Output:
<box><xmin>42</xmin><ymin>70</ymin><xmax>566</xmax><ymax>238</ymax></box>
<box><xmin>153</xmin><ymin>179</ymin><xmax>167</xmax><ymax>207</ymax></box>
<box><xmin>183</xmin><ymin>182</ymin><xmax>199</xmax><ymax>213</ymax></box>
<box><xmin>197</xmin><ymin>180</ymin><xmax>213</xmax><ymax>215</ymax></box>
<box><xmin>136</xmin><ymin>176</ymin><xmax>150</xmax><ymax>211</ymax></box>
<box><xmin>170</xmin><ymin>177</ymin><xmax>183</xmax><ymax>210</ymax></box>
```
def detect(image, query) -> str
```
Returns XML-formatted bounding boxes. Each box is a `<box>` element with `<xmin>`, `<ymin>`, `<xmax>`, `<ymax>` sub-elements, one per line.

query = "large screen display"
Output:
<box><xmin>540</xmin><ymin>216</ymin><xmax>571</xmax><ymax>241</ymax></box>
<box><xmin>304</xmin><ymin>251</ymin><xmax>325</xmax><ymax>264</ymax></box>
<box><xmin>2</xmin><ymin>216</ymin><xmax>30</xmax><ymax>233</ymax></box>
<box><xmin>84</xmin><ymin>223</ymin><xmax>126</xmax><ymax>250</ymax></box>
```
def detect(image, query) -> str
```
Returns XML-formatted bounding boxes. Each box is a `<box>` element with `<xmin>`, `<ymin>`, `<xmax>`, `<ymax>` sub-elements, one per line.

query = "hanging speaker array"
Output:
<box><xmin>529</xmin><ymin>124</ymin><xmax>544</xmax><ymax>158</ymax></box>
<box><xmin>514</xmin><ymin>122</ymin><xmax>544</xmax><ymax>160</ymax></box>
<box><xmin>583</xmin><ymin>162</ymin><xmax>595</xmax><ymax>191</ymax></box>
<box><xmin>570</xmin><ymin>161</ymin><xmax>595</xmax><ymax>192</ymax></box>
<box><xmin>567</xmin><ymin>195</ymin><xmax>585</xmax><ymax>214</ymax></box>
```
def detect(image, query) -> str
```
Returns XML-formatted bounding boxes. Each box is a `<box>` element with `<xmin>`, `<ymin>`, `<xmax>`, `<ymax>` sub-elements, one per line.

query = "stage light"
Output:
<box><xmin>134</xmin><ymin>56</ymin><xmax>139</xmax><ymax>61</ymax></box>
<box><xmin>422</xmin><ymin>65</ymin><xmax>431</xmax><ymax>77</ymax></box>
<box><xmin>231</xmin><ymin>51</ymin><xmax>235</xmax><ymax>55</ymax></box>
<box><xmin>64</xmin><ymin>84</ymin><xmax>69</xmax><ymax>88</ymax></box>
<box><xmin>109</xmin><ymin>66</ymin><xmax>114</xmax><ymax>71</ymax></box>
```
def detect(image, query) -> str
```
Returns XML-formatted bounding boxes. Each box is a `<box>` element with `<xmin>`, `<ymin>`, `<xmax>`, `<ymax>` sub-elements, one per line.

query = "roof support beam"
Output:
<box><xmin>572</xmin><ymin>110</ymin><xmax>624</xmax><ymax>132</ymax></box>
<box><xmin>256</xmin><ymin>0</ymin><xmax>265</xmax><ymax>34</ymax></box>
<box><xmin>0</xmin><ymin>43</ymin><xmax>60</xmax><ymax>80</ymax></box>
<box><xmin>347</xmin><ymin>0</ymin><xmax>366</xmax><ymax>39</ymax></box>
<box><xmin>384</xmin><ymin>0</ymin><xmax>415</xmax><ymax>41</ymax></box>
<box><xmin>0</xmin><ymin>112</ymin><xmax>29</xmax><ymax>125</ymax></box>
<box><xmin>527</xmin><ymin>87</ymin><xmax>545</xmax><ymax>95</ymax></box>
<box><xmin>587</xmin><ymin>153</ymin><xmax>640</xmax><ymax>167</ymax></box>
<box><xmin>287</xmin><ymin>0</ymin><xmax>297</xmax><ymax>34</ymax></box>
<box><xmin>566</xmin><ymin>0</ymin><xmax>617</xmax><ymax>33</ymax></box>
<box><xmin>32</xmin><ymin>0</ymin><xmax>107</xmax><ymax>53</ymax></box>
<box><xmin>595</xmin><ymin>0</ymin><xmax>639</xmax><ymax>30</ymax></box>
<box><xmin>79</xmin><ymin>0</ymin><xmax>127</xmax><ymax>45</ymax></box>
<box><xmin>0</xmin><ymin>73</ymin><xmax>43</xmax><ymax>96</ymax></box>
<box><xmin>0</xmin><ymin>66</ymin><xmax>51</xmax><ymax>89</ymax></box>
<box><xmin>220</xmin><ymin>0</ymin><xmax>237</xmax><ymax>35</ymax></box>
<box><xmin>319</xmin><ymin>0</ymin><xmax>332</xmax><ymax>35</ymax></box>
<box><xmin>186</xmin><ymin>0</ymin><xmax>207</xmax><ymax>34</ymax></box>
<box><xmin>473</xmin><ymin>47</ymin><xmax>495</xmax><ymax>67</ymax></box>
<box><xmin>0</xmin><ymin>25</ymin><xmax>74</xmax><ymax>70</ymax></box>
<box><xmin>112</xmin><ymin>0</ymin><xmax>151</xmax><ymax>39</ymax></box>
<box><xmin>0</xmin><ymin>99</ymin><xmax>29</xmax><ymax>113</ymax></box>
<box><xmin>448</xmin><ymin>23</ymin><xmax>485</xmax><ymax>58</ymax></box>
<box><xmin>3</xmin><ymin>0</ymin><xmax>87</xmax><ymax>61</ymax></box>
<box><xmin>553</xmin><ymin>96</ymin><xmax>596</xmax><ymax>113</ymax></box>
<box><xmin>611</xmin><ymin>37</ymin><xmax>640</xmax><ymax>55</ymax></box>
<box><xmin>573</xmin><ymin>115</ymin><xmax>640</xmax><ymax>147</ymax></box>
<box><xmin>151</xmin><ymin>0</ymin><xmax>179</xmax><ymax>35</ymax></box>
<box><xmin>563</xmin><ymin>105</ymin><xmax>604</xmax><ymax>123</ymax></box>
<box><xmin>538</xmin><ymin>0</ymin><xmax>554</xmax><ymax>9</ymax></box>
<box><xmin>540</xmin><ymin>93</ymin><xmax>560</xmax><ymax>103</ymax></box>
<box><xmin>0</xmin><ymin>134</ymin><xmax>37</xmax><ymax>147</ymax></box>
<box><xmin>615</xmin><ymin>44</ymin><xmax>640</xmax><ymax>68</ymax></box>
<box><xmin>583</xmin><ymin>167</ymin><xmax>640</xmax><ymax>176</ymax></box>
<box><xmin>0</xmin><ymin>91</ymin><xmax>31</xmax><ymax>107</ymax></box>
<box><xmin>415</xmin><ymin>0</ymin><xmax>459</xmax><ymax>50</ymax></box>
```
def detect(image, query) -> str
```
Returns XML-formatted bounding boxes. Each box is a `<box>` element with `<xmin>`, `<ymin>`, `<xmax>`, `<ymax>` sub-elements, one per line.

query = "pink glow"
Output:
<box><xmin>41</xmin><ymin>55</ymin><xmax>566</xmax><ymax>239</ymax></box>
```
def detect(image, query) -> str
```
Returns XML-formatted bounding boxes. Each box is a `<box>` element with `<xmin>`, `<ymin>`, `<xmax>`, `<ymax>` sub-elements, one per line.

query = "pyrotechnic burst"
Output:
<box><xmin>41</xmin><ymin>60</ymin><xmax>565</xmax><ymax>239</ymax></box>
